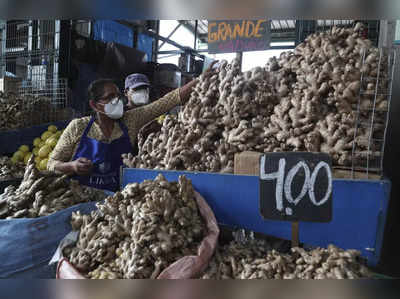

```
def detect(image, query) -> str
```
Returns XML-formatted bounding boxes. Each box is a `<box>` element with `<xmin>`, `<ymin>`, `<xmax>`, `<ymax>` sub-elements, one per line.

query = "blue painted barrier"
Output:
<box><xmin>121</xmin><ymin>168</ymin><xmax>390</xmax><ymax>267</ymax></box>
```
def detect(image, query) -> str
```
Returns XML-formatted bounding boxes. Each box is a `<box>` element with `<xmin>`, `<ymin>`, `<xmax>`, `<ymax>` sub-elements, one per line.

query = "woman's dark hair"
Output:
<box><xmin>87</xmin><ymin>79</ymin><xmax>116</xmax><ymax>102</ymax></box>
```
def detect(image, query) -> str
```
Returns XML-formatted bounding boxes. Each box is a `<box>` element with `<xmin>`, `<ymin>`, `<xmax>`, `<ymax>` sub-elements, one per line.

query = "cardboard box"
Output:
<box><xmin>234</xmin><ymin>151</ymin><xmax>381</xmax><ymax>179</ymax></box>
<box><xmin>234</xmin><ymin>151</ymin><xmax>263</xmax><ymax>175</ymax></box>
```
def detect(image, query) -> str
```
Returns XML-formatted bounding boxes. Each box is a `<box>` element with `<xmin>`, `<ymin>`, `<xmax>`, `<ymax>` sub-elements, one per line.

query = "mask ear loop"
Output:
<box><xmin>92</xmin><ymin>102</ymin><xmax>106</xmax><ymax>116</ymax></box>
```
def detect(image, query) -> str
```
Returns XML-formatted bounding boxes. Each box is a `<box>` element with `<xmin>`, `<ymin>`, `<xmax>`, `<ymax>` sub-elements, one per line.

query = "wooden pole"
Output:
<box><xmin>291</xmin><ymin>221</ymin><xmax>299</xmax><ymax>248</ymax></box>
<box><xmin>236</xmin><ymin>52</ymin><xmax>243</xmax><ymax>72</ymax></box>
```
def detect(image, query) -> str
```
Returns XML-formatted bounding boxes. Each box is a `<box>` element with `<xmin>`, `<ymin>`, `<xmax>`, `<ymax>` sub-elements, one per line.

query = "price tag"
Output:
<box><xmin>259</xmin><ymin>152</ymin><xmax>332</xmax><ymax>223</ymax></box>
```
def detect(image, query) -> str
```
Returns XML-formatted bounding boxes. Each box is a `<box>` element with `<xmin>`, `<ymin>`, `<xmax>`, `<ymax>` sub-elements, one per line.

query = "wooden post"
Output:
<box><xmin>236</xmin><ymin>52</ymin><xmax>243</xmax><ymax>72</ymax></box>
<box><xmin>291</xmin><ymin>221</ymin><xmax>299</xmax><ymax>248</ymax></box>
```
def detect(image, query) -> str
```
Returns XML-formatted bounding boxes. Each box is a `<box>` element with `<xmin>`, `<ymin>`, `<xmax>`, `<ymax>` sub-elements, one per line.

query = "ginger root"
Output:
<box><xmin>201</xmin><ymin>240</ymin><xmax>371</xmax><ymax>280</ymax></box>
<box><xmin>124</xmin><ymin>22</ymin><xmax>389</xmax><ymax>173</ymax></box>
<box><xmin>0</xmin><ymin>156</ymin><xmax>106</xmax><ymax>219</ymax></box>
<box><xmin>64</xmin><ymin>174</ymin><xmax>206</xmax><ymax>279</ymax></box>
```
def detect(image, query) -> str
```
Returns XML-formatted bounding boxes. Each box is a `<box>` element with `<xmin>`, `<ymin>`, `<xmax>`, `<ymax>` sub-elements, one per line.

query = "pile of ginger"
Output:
<box><xmin>124</xmin><ymin>22</ymin><xmax>390</xmax><ymax>173</ymax></box>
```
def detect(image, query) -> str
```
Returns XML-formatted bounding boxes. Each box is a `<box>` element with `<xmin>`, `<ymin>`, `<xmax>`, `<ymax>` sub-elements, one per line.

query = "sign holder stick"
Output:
<box><xmin>291</xmin><ymin>221</ymin><xmax>299</xmax><ymax>248</ymax></box>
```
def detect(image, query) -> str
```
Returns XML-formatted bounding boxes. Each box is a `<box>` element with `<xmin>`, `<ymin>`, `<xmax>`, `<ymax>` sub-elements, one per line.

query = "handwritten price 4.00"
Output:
<box><xmin>260</xmin><ymin>157</ymin><xmax>332</xmax><ymax>215</ymax></box>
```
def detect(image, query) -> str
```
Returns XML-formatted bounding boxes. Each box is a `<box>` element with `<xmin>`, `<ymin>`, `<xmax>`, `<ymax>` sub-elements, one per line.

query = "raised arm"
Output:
<box><xmin>125</xmin><ymin>88</ymin><xmax>180</xmax><ymax>129</ymax></box>
<box><xmin>179</xmin><ymin>78</ymin><xmax>199</xmax><ymax>103</ymax></box>
<box><xmin>125</xmin><ymin>61</ymin><xmax>218</xmax><ymax>129</ymax></box>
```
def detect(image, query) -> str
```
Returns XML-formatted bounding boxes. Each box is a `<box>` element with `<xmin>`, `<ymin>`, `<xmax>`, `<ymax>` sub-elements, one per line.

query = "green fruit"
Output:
<box><xmin>46</xmin><ymin>137</ymin><xmax>58</xmax><ymax>148</ymax></box>
<box><xmin>19</xmin><ymin>145</ymin><xmax>29</xmax><ymax>153</ymax></box>
<box><xmin>13</xmin><ymin>151</ymin><xmax>24</xmax><ymax>161</ymax></box>
<box><xmin>35</xmin><ymin>156</ymin><xmax>42</xmax><ymax>164</ymax></box>
<box><xmin>33</xmin><ymin>138</ymin><xmax>41</xmax><ymax>147</ymax></box>
<box><xmin>24</xmin><ymin>153</ymin><xmax>33</xmax><ymax>164</ymax></box>
<box><xmin>41</xmin><ymin>131</ymin><xmax>53</xmax><ymax>141</ymax></box>
<box><xmin>38</xmin><ymin>145</ymin><xmax>52</xmax><ymax>158</ymax></box>
<box><xmin>39</xmin><ymin>158</ymin><xmax>48</xmax><ymax>171</ymax></box>
<box><xmin>48</xmin><ymin>125</ymin><xmax>57</xmax><ymax>133</ymax></box>
<box><xmin>11</xmin><ymin>156</ymin><xmax>19</xmax><ymax>164</ymax></box>
<box><xmin>32</xmin><ymin>147</ymin><xmax>39</xmax><ymax>156</ymax></box>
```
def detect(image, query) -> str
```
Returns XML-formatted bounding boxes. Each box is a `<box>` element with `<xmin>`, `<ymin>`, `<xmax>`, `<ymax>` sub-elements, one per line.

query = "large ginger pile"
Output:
<box><xmin>0</xmin><ymin>156</ymin><xmax>106</xmax><ymax>219</ymax></box>
<box><xmin>63</xmin><ymin>174</ymin><xmax>206</xmax><ymax>279</ymax></box>
<box><xmin>0</xmin><ymin>92</ymin><xmax>53</xmax><ymax>131</ymax></box>
<box><xmin>0</xmin><ymin>91</ymin><xmax>71</xmax><ymax>131</ymax></box>
<box><xmin>124</xmin><ymin>23</ymin><xmax>389</xmax><ymax>173</ymax></box>
<box><xmin>201</xmin><ymin>239</ymin><xmax>371</xmax><ymax>279</ymax></box>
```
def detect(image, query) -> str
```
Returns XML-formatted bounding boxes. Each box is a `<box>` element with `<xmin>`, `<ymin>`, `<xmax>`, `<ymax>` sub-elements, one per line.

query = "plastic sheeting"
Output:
<box><xmin>93</xmin><ymin>20</ymin><xmax>134</xmax><ymax>48</ymax></box>
<box><xmin>0</xmin><ymin>202</ymin><xmax>98</xmax><ymax>278</ymax></box>
<box><xmin>137</xmin><ymin>33</ymin><xmax>153</xmax><ymax>62</ymax></box>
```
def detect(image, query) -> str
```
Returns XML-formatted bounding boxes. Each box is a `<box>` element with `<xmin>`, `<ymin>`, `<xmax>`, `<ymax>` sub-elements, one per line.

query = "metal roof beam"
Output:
<box><xmin>158</xmin><ymin>22</ymin><xmax>181</xmax><ymax>50</ymax></box>
<box><xmin>143</xmin><ymin>28</ymin><xmax>204</xmax><ymax>58</ymax></box>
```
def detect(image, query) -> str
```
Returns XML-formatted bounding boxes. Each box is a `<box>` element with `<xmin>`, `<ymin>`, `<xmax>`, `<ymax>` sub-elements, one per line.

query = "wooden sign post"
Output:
<box><xmin>259</xmin><ymin>152</ymin><xmax>333</xmax><ymax>247</ymax></box>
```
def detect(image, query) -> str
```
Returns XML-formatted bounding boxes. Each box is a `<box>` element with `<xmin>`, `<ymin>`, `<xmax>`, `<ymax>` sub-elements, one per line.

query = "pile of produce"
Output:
<box><xmin>0</xmin><ymin>92</ymin><xmax>55</xmax><ymax>131</ymax></box>
<box><xmin>201</xmin><ymin>239</ymin><xmax>371</xmax><ymax>279</ymax></box>
<box><xmin>124</xmin><ymin>23</ymin><xmax>389</xmax><ymax>173</ymax></box>
<box><xmin>0</xmin><ymin>156</ymin><xmax>25</xmax><ymax>180</ymax></box>
<box><xmin>0</xmin><ymin>156</ymin><xmax>106</xmax><ymax>219</ymax></box>
<box><xmin>11</xmin><ymin>125</ymin><xmax>63</xmax><ymax>171</ymax></box>
<box><xmin>63</xmin><ymin>174</ymin><xmax>207</xmax><ymax>279</ymax></box>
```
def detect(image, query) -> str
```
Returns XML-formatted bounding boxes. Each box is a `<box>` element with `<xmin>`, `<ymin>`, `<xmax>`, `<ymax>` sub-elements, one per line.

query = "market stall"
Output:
<box><xmin>0</xmin><ymin>18</ymin><xmax>398</xmax><ymax>279</ymax></box>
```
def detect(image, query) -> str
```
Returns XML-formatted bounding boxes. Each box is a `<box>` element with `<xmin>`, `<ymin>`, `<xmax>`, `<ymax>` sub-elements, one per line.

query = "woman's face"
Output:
<box><xmin>92</xmin><ymin>83</ymin><xmax>121</xmax><ymax>113</ymax></box>
<box><xmin>125</xmin><ymin>85</ymin><xmax>150</xmax><ymax>106</ymax></box>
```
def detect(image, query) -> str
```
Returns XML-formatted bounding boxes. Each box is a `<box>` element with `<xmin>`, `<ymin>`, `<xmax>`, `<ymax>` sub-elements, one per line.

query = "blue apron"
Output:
<box><xmin>71</xmin><ymin>116</ymin><xmax>134</xmax><ymax>192</ymax></box>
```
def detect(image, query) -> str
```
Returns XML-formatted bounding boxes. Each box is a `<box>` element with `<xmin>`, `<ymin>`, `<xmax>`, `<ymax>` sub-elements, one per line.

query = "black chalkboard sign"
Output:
<box><xmin>208</xmin><ymin>20</ymin><xmax>271</xmax><ymax>54</ymax></box>
<box><xmin>259</xmin><ymin>152</ymin><xmax>332</xmax><ymax>223</ymax></box>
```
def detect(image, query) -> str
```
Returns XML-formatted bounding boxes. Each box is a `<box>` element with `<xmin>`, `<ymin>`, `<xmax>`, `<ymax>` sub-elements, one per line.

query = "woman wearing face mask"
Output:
<box><xmin>124</xmin><ymin>73</ymin><xmax>152</xmax><ymax>109</ymax></box>
<box><xmin>46</xmin><ymin>62</ymin><xmax>217</xmax><ymax>191</ymax></box>
<box><xmin>124</xmin><ymin>73</ymin><xmax>166</xmax><ymax>142</ymax></box>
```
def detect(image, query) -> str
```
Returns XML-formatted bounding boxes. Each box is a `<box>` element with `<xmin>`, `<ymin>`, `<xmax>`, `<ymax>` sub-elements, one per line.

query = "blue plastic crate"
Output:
<box><xmin>0</xmin><ymin>121</ymin><xmax>69</xmax><ymax>155</ymax></box>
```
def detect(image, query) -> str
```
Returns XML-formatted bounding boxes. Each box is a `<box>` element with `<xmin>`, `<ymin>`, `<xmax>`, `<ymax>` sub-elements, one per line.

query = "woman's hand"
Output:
<box><xmin>202</xmin><ymin>60</ymin><xmax>219</xmax><ymax>77</ymax></box>
<box><xmin>179</xmin><ymin>61</ymin><xmax>219</xmax><ymax>104</ymax></box>
<box><xmin>71</xmin><ymin>157</ymin><xmax>93</xmax><ymax>176</ymax></box>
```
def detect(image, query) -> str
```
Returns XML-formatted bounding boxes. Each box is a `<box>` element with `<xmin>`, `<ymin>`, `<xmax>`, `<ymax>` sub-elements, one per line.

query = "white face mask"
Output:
<box><xmin>101</xmin><ymin>97</ymin><xmax>124</xmax><ymax>119</ymax></box>
<box><xmin>129</xmin><ymin>89</ymin><xmax>149</xmax><ymax>105</ymax></box>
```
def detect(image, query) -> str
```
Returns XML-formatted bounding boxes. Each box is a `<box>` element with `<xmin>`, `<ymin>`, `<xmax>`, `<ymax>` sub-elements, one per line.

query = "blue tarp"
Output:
<box><xmin>0</xmin><ymin>201</ymin><xmax>98</xmax><ymax>278</ymax></box>
<box><xmin>137</xmin><ymin>33</ymin><xmax>153</xmax><ymax>62</ymax></box>
<box><xmin>93</xmin><ymin>20</ymin><xmax>134</xmax><ymax>48</ymax></box>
